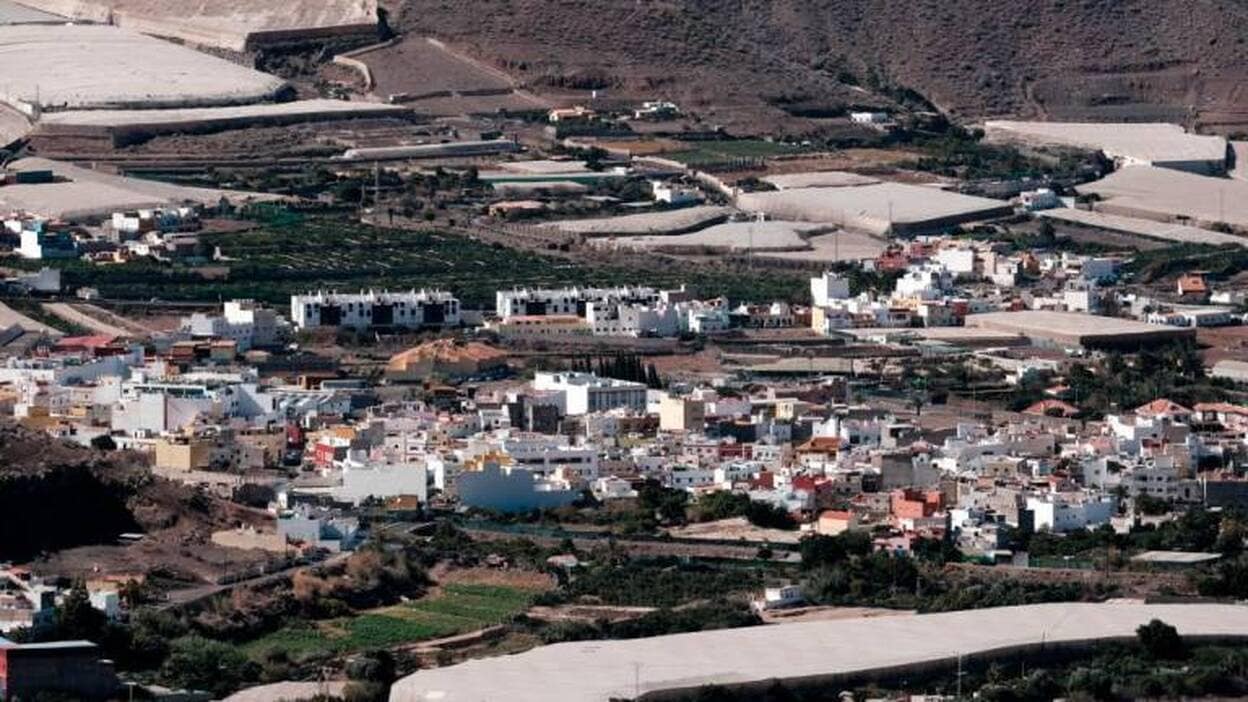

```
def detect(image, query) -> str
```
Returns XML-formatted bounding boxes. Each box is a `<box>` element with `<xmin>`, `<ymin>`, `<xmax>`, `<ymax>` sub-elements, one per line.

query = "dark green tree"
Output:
<box><xmin>1137</xmin><ymin>618</ymin><xmax>1186</xmax><ymax>660</ymax></box>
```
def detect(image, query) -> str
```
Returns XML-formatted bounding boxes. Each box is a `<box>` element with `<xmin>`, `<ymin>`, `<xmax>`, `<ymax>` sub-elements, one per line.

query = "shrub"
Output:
<box><xmin>1137</xmin><ymin>619</ymin><xmax>1186</xmax><ymax>660</ymax></box>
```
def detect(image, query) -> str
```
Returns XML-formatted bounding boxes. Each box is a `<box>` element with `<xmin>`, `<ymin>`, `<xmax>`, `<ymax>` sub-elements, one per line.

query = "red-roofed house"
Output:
<box><xmin>796</xmin><ymin>437</ymin><xmax>841</xmax><ymax>457</ymax></box>
<box><xmin>1177</xmin><ymin>272</ymin><xmax>1209</xmax><ymax>302</ymax></box>
<box><xmin>1193</xmin><ymin>402</ymin><xmax>1248</xmax><ymax>431</ymax></box>
<box><xmin>749</xmin><ymin>471</ymin><xmax>776</xmax><ymax>490</ymax></box>
<box><xmin>53</xmin><ymin>335</ymin><xmax>120</xmax><ymax>357</ymax></box>
<box><xmin>1134</xmin><ymin>398</ymin><xmax>1192</xmax><ymax>423</ymax></box>
<box><xmin>890</xmin><ymin>488</ymin><xmax>944</xmax><ymax>521</ymax></box>
<box><xmin>816</xmin><ymin>509</ymin><xmax>860</xmax><ymax>536</ymax></box>
<box><xmin>1024</xmin><ymin>399</ymin><xmax>1080</xmax><ymax>418</ymax></box>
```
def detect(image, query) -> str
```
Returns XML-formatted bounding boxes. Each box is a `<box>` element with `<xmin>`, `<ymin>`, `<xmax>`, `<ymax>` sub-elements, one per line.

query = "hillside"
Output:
<box><xmin>0</xmin><ymin>422</ymin><xmax>265</xmax><ymax>578</ymax></box>
<box><xmin>394</xmin><ymin>0</ymin><xmax>1248</xmax><ymax>134</ymax></box>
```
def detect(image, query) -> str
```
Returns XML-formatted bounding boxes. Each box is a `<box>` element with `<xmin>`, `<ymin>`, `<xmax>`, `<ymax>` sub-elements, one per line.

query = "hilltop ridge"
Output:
<box><xmin>395</xmin><ymin>0</ymin><xmax>1248</xmax><ymax>133</ymax></box>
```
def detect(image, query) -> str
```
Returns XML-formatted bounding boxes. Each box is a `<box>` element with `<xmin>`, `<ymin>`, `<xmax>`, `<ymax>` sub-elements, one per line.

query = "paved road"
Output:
<box><xmin>160</xmin><ymin>551</ymin><xmax>351</xmax><ymax>611</ymax></box>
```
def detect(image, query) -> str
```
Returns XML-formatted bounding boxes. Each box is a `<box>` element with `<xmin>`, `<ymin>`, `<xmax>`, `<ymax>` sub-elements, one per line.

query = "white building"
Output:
<box><xmin>650</xmin><ymin>180</ymin><xmax>701</xmax><ymax>205</ymax></box>
<box><xmin>894</xmin><ymin>264</ymin><xmax>952</xmax><ymax>300</ymax></box>
<box><xmin>291</xmin><ymin>290</ymin><xmax>460</xmax><ymax>331</ymax></box>
<box><xmin>532</xmin><ymin>372</ymin><xmax>647</xmax><ymax>416</ymax></box>
<box><xmin>183</xmin><ymin>299</ymin><xmax>285</xmax><ymax>351</ymax></box>
<box><xmin>456</xmin><ymin>464</ymin><xmax>580</xmax><ymax>513</ymax></box>
<box><xmin>111</xmin><ymin>207</ymin><xmax>198</xmax><ymax>237</ymax></box>
<box><xmin>934</xmin><ymin>248</ymin><xmax>976</xmax><ymax>276</ymax></box>
<box><xmin>0</xmin><ymin>349</ymin><xmax>141</xmax><ymax>387</ymax></box>
<box><xmin>586</xmin><ymin>301</ymin><xmax>681</xmax><ymax>337</ymax></box>
<box><xmin>18</xmin><ymin>230</ymin><xmax>77</xmax><ymax>260</ymax></box>
<box><xmin>334</xmin><ymin>461</ymin><xmax>428</xmax><ymax>505</ymax></box>
<box><xmin>850</xmin><ymin>111</ymin><xmax>891</xmax><ymax>125</ymax></box>
<box><xmin>496</xmin><ymin>286</ymin><xmax>667</xmax><ymax>321</ymax></box>
<box><xmin>1026</xmin><ymin>493</ymin><xmax>1116</xmax><ymax>533</ymax></box>
<box><xmin>634</xmin><ymin>101</ymin><xmax>679</xmax><ymax>120</ymax></box>
<box><xmin>1148</xmin><ymin>306</ymin><xmax>1236</xmax><ymax>328</ymax></box>
<box><xmin>1020</xmin><ymin>189</ymin><xmax>1060</xmax><ymax>211</ymax></box>
<box><xmin>499</xmin><ymin>434</ymin><xmax>599</xmax><ymax>481</ymax></box>
<box><xmin>1063</xmin><ymin>279</ymin><xmax>1101</xmax><ymax>314</ymax></box>
<box><xmin>810</xmin><ymin>272</ymin><xmax>851</xmax><ymax>307</ymax></box>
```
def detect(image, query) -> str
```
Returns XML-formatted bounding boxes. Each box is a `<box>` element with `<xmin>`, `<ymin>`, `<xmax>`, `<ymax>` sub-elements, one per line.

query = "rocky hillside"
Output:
<box><xmin>0</xmin><ymin>422</ymin><xmax>258</xmax><ymax>565</ymax></box>
<box><xmin>395</xmin><ymin>0</ymin><xmax>1248</xmax><ymax>133</ymax></box>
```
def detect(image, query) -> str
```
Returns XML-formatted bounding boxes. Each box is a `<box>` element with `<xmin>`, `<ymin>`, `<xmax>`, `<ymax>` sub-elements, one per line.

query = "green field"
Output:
<box><xmin>243</xmin><ymin>583</ymin><xmax>537</xmax><ymax>660</ymax></box>
<box><xmin>665</xmin><ymin>139</ymin><xmax>806</xmax><ymax>166</ymax></box>
<box><xmin>20</xmin><ymin>213</ymin><xmax>811</xmax><ymax>307</ymax></box>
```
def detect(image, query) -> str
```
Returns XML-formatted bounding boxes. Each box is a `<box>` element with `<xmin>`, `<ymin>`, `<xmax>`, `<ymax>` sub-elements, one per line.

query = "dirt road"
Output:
<box><xmin>0</xmin><ymin>300</ymin><xmax>61</xmax><ymax>335</ymax></box>
<box><xmin>42</xmin><ymin>302</ymin><xmax>154</xmax><ymax>338</ymax></box>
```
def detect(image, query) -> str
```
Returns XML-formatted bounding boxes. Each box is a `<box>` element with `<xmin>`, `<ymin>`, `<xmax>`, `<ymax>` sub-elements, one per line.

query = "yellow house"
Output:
<box><xmin>153</xmin><ymin>436</ymin><xmax>212</xmax><ymax>472</ymax></box>
<box><xmin>659</xmin><ymin>394</ymin><xmax>705</xmax><ymax>433</ymax></box>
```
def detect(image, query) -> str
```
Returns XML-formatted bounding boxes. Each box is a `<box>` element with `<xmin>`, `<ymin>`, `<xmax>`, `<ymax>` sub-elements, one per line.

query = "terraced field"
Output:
<box><xmin>243</xmin><ymin>583</ymin><xmax>537</xmax><ymax>660</ymax></box>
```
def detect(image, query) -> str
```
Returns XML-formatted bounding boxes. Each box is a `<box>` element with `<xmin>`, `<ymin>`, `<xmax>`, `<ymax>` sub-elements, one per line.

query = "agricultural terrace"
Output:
<box><xmin>32</xmin><ymin>212</ymin><xmax>814</xmax><ymax>307</ymax></box>
<box><xmin>243</xmin><ymin>583</ymin><xmax>538</xmax><ymax>660</ymax></box>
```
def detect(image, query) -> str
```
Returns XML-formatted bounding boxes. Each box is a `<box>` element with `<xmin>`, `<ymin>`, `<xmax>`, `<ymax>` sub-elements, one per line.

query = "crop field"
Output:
<box><xmin>30</xmin><ymin>212</ymin><xmax>815</xmax><ymax>306</ymax></box>
<box><xmin>243</xmin><ymin>583</ymin><xmax>536</xmax><ymax>660</ymax></box>
<box><xmin>665</xmin><ymin>140</ymin><xmax>808</xmax><ymax>166</ymax></box>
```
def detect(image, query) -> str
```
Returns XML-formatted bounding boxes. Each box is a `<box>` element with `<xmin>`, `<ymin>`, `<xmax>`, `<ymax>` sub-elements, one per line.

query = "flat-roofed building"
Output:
<box><xmin>1076</xmin><ymin>166</ymin><xmax>1248</xmax><ymax>231</ymax></box>
<box><xmin>0</xmin><ymin>638</ymin><xmax>120</xmax><ymax>700</ymax></box>
<box><xmin>532</xmin><ymin>371</ymin><xmax>646</xmax><ymax>416</ymax></box>
<box><xmin>966</xmin><ymin>310</ymin><xmax>1195</xmax><ymax>350</ymax></box>
<box><xmin>495</xmin><ymin>286</ymin><xmax>664</xmax><ymax>321</ymax></box>
<box><xmin>984</xmin><ymin>121</ymin><xmax>1228</xmax><ymax>175</ymax></box>
<box><xmin>291</xmin><ymin>290</ymin><xmax>460</xmax><ymax>331</ymax></box>
<box><xmin>737</xmin><ymin>182</ymin><xmax>1014</xmax><ymax>236</ymax></box>
<box><xmin>390</xmin><ymin>603</ymin><xmax>1248</xmax><ymax>702</ymax></box>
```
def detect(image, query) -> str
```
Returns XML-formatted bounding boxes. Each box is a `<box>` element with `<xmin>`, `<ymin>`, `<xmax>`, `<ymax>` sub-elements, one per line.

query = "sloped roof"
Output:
<box><xmin>386</xmin><ymin>339</ymin><xmax>507</xmax><ymax>373</ymax></box>
<box><xmin>1024</xmin><ymin>399</ymin><xmax>1080</xmax><ymax>417</ymax></box>
<box><xmin>1134</xmin><ymin>398</ymin><xmax>1192</xmax><ymax>417</ymax></box>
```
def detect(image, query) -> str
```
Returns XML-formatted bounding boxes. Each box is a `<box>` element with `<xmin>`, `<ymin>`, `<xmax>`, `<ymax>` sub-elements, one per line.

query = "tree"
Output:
<box><xmin>638</xmin><ymin>480</ymin><xmax>688</xmax><ymax>525</ymax></box>
<box><xmin>744</xmin><ymin>501</ymin><xmax>797</xmax><ymax>530</ymax></box>
<box><xmin>645</xmin><ymin>363</ymin><xmax>663</xmax><ymax>389</ymax></box>
<box><xmin>694</xmin><ymin>491</ymin><xmax>749</xmax><ymax>522</ymax></box>
<box><xmin>799</xmin><ymin>532</ymin><xmax>872</xmax><ymax>569</ymax></box>
<box><xmin>55</xmin><ymin>581</ymin><xmax>106</xmax><ymax>642</ymax></box>
<box><xmin>1134</xmin><ymin>493</ymin><xmax>1171</xmax><ymax>516</ymax></box>
<box><xmin>912</xmin><ymin>536</ymin><xmax>964</xmax><ymax>565</ymax></box>
<box><xmin>1037</xmin><ymin>218</ymin><xmax>1057</xmax><ymax>244</ymax></box>
<box><xmin>1137</xmin><ymin>618</ymin><xmax>1186</xmax><ymax>660</ymax></box>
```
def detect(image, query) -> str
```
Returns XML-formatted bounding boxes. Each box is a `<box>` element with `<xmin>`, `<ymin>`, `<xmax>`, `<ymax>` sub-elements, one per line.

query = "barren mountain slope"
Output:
<box><xmin>396</xmin><ymin>0</ymin><xmax>1248</xmax><ymax>132</ymax></box>
<box><xmin>0</xmin><ymin>421</ymin><xmax>264</xmax><ymax>573</ymax></box>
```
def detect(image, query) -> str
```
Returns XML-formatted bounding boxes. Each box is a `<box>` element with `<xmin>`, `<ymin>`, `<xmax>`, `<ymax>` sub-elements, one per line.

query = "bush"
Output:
<box><xmin>1137</xmin><ymin>619</ymin><xmax>1186</xmax><ymax>660</ymax></box>
<box><xmin>160</xmin><ymin>636</ymin><xmax>257</xmax><ymax>696</ymax></box>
